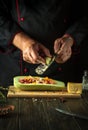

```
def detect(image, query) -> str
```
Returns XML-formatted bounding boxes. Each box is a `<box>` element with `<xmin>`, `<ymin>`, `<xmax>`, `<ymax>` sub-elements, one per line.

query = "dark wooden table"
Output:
<box><xmin>0</xmin><ymin>91</ymin><xmax>88</xmax><ymax>130</ymax></box>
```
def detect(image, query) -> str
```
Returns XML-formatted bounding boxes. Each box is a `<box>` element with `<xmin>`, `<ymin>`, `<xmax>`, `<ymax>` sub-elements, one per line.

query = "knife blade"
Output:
<box><xmin>55</xmin><ymin>108</ymin><xmax>88</xmax><ymax>120</ymax></box>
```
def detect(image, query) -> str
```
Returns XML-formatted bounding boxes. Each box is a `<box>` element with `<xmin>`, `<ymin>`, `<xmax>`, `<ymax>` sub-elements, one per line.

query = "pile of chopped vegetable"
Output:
<box><xmin>19</xmin><ymin>76</ymin><xmax>56</xmax><ymax>84</ymax></box>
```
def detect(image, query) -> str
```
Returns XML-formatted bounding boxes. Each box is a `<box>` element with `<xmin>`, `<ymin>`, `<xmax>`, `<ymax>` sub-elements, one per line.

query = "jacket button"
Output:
<box><xmin>58</xmin><ymin>67</ymin><xmax>62</xmax><ymax>71</ymax></box>
<box><xmin>20</xmin><ymin>17</ymin><xmax>24</xmax><ymax>21</ymax></box>
<box><xmin>24</xmin><ymin>68</ymin><xmax>28</xmax><ymax>73</ymax></box>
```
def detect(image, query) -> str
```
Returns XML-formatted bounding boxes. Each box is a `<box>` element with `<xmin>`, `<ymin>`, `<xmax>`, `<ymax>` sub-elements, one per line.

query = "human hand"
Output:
<box><xmin>23</xmin><ymin>42</ymin><xmax>51</xmax><ymax>64</ymax></box>
<box><xmin>13</xmin><ymin>32</ymin><xmax>51</xmax><ymax>64</ymax></box>
<box><xmin>54</xmin><ymin>34</ymin><xmax>74</xmax><ymax>63</ymax></box>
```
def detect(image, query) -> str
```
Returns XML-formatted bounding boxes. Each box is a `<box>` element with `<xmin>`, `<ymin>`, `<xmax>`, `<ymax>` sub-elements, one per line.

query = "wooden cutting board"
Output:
<box><xmin>7</xmin><ymin>86</ymin><xmax>81</xmax><ymax>98</ymax></box>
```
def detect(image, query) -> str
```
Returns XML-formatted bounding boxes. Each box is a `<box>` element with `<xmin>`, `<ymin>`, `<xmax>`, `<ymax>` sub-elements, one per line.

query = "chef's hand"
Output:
<box><xmin>23</xmin><ymin>42</ymin><xmax>52</xmax><ymax>64</ymax></box>
<box><xmin>54</xmin><ymin>34</ymin><xmax>74</xmax><ymax>63</ymax></box>
<box><xmin>13</xmin><ymin>32</ymin><xmax>51</xmax><ymax>64</ymax></box>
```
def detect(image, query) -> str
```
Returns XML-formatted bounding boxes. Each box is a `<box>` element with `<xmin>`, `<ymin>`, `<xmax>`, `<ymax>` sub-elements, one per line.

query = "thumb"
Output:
<box><xmin>54</xmin><ymin>39</ymin><xmax>61</xmax><ymax>53</ymax></box>
<box><xmin>40</xmin><ymin>44</ymin><xmax>52</xmax><ymax>57</ymax></box>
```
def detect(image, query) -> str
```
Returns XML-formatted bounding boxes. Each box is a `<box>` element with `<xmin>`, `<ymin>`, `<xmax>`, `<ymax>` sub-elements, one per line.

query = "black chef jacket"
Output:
<box><xmin>0</xmin><ymin>0</ymin><xmax>88</xmax><ymax>87</ymax></box>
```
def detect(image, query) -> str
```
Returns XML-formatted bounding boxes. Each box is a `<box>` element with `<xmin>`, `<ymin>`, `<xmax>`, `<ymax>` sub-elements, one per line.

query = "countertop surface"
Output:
<box><xmin>0</xmin><ymin>90</ymin><xmax>88</xmax><ymax>130</ymax></box>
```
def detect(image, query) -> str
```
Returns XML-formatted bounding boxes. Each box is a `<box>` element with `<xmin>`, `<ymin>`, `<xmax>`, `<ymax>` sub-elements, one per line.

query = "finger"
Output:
<box><xmin>29</xmin><ymin>48</ymin><xmax>46</xmax><ymax>64</ymax></box>
<box><xmin>23</xmin><ymin>46</ymin><xmax>45</xmax><ymax>64</ymax></box>
<box><xmin>25</xmin><ymin>46</ymin><xmax>40</xmax><ymax>64</ymax></box>
<box><xmin>36</xmin><ymin>57</ymin><xmax>45</xmax><ymax>64</ymax></box>
<box><xmin>61</xmin><ymin>49</ymin><xmax>72</xmax><ymax>62</ymax></box>
<box><xmin>23</xmin><ymin>48</ymin><xmax>36</xmax><ymax>64</ymax></box>
<box><xmin>54</xmin><ymin>39</ymin><xmax>62</xmax><ymax>53</ymax></box>
<box><xmin>23</xmin><ymin>53</ymin><xmax>34</xmax><ymax>63</ymax></box>
<box><xmin>40</xmin><ymin>44</ymin><xmax>52</xmax><ymax>57</ymax></box>
<box><xmin>30</xmin><ymin>49</ymin><xmax>39</xmax><ymax>61</ymax></box>
<box><xmin>55</xmin><ymin>49</ymin><xmax>71</xmax><ymax>63</ymax></box>
<box><xmin>65</xmin><ymin>47</ymin><xmax>72</xmax><ymax>56</ymax></box>
<box><xmin>62</xmin><ymin>54</ymin><xmax>71</xmax><ymax>62</ymax></box>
